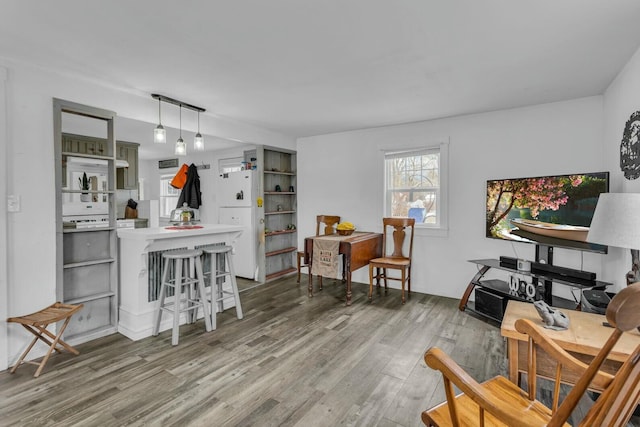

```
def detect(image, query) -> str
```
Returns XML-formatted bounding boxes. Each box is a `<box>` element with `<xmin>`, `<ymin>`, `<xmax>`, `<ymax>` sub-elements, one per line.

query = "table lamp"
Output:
<box><xmin>587</xmin><ymin>193</ymin><xmax>640</xmax><ymax>285</ymax></box>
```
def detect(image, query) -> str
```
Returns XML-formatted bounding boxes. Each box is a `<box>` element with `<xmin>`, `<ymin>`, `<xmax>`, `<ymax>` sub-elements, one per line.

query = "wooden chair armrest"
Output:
<box><xmin>425</xmin><ymin>347</ymin><xmax>532</xmax><ymax>426</ymax></box>
<box><xmin>515</xmin><ymin>319</ymin><xmax>614</xmax><ymax>389</ymax></box>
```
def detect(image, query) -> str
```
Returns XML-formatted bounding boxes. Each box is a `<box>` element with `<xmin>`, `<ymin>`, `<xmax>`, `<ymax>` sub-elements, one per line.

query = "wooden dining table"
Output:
<box><xmin>304</xmin><ymin>231</ymin><xmax>383</xmax><ymax>305</ymax></box>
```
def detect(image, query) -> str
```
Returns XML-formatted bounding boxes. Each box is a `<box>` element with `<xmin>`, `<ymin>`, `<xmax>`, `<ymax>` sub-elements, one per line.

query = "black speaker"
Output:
<box><xmin>475</xmin><ymin>287</ymin><xmax>508</xmax><ymax>320</ymax></box>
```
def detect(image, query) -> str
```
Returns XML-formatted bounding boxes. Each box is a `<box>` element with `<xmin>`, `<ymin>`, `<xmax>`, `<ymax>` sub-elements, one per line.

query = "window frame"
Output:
<box><xmin>159</xmin><ymin>173</ymin><xmax>181</xmax><ymax>218</ymax></box>
<box><xmin>382</xmin><ymin>142</ymin><xmax>449</xmax><ymax>237</ymax></box>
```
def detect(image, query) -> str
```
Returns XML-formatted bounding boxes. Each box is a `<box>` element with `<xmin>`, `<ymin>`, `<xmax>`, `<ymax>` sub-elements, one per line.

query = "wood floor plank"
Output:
<box><xmin>3</xmin><ymin>274</ymin><xmax>633</xmax><ymax>426</ymax></box>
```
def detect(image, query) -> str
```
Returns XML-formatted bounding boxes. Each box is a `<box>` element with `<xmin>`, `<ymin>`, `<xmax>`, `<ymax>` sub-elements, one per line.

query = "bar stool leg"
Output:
<box><xmin>217</xmin><ymin>253</ymin><xmax>224</xmax><ymax>314</ymax></box>
<box><xmin>172</xmin><ymin>258</ymin><xmax>183</xmax><ymax>346</ymax></box>
<box><xmin>153</xmin><ymin>257</ymin><xmax>171</xmax><ymax>336</ymax></box>
<box><xmin>195</xmin><ymin>255</ymin><xmax>212</xmax><ymax>332</ymax></box>
<box><xmin>226</xmin><ymin>251</ymin><xmax>243</xmax><ymax>320</ymax></box>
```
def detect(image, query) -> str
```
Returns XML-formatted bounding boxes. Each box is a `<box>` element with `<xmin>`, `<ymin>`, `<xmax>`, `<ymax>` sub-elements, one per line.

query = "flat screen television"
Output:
<box><xmin>486</xmin><ymin>172</ymin><xmax>609</xmax><ymax>253</ymax></box>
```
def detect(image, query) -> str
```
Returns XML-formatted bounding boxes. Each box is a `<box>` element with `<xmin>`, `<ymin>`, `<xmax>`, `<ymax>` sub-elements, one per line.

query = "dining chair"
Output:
<box><xmin>297</xmin><ymin>215</ymin><xmax>341</xmax><ymax>283</ymax></box>
<box><xmin>421</xmin><ymin>282</ymin><xmax>640</xmax><ymax>427</ymax></box>
<box><xmin>368</xmin><ymin>217</ymin><xmax>415</xmax><ymax>304</ymax></box>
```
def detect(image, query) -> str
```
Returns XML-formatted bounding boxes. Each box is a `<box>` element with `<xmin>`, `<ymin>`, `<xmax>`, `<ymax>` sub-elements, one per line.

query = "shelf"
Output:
<box><xmin>265</xmin><ymin>230</ymin><xmax>297</xmax><ymax>236</ymax></box>
<box><xmin>62</xmin><ymin>151</ymin><xmax>113</xmax><ymax>161</ymax></box>
<box><xmin>264</xmin><ymin>192</ymin><xmax>295</xmax><ymax>195</ymax></box>
<box><xmin>470</xmin><ymin>259</ymin><xmax>610</xmax><ymax>290</ymax></box>
<box><xmin>63</xmin><ymin>227</ymin><xmax>115</xmax><ymax>233</ymax></box>
<box><xmin>264</xmin><ymin>170</ymin><xmax>295</xmax><ymax>176</ymax></box>
<box><xmin>265</xmin><ymin>247</ymin><xmax>297</xmax><ymax>257</ymax></box>
<box><xmin>63</xmin><ymin>258</ymin><xmax>116</xmax><ymax>269</ymax></box>
<box><xmin>62</xmin><ymin>189</ymin><xmax>114</xmax><ymax>195</ymax></box>
<box><xmin>65</xmin><ymin>291</ymin><xmax>116</xmax><ymax>305</ymax></box>
<box><xmin>265</xmin><ymin>210</ymin><xmax>296</xmax><ymax>215</ymax></box>
<box><xmin>266</xmin><ymin>268</ymin><xmax>297</xmax><ymax>281</ymax></box>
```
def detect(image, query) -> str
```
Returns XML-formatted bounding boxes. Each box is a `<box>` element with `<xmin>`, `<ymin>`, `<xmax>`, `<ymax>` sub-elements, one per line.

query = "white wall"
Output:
<box><xmin>0</xmin><ymin>58</ymin><xmax>294</xmax><ymax>369</ymax></box>
<box><xmin>602</xmin><ymin>44</ymin><xmax>640</xmax><ymax>288</ymax></box>
<box><xmin>297</xmin><ymin>97</ymin><xmax>608</xmax><ymax>300</ymax></box>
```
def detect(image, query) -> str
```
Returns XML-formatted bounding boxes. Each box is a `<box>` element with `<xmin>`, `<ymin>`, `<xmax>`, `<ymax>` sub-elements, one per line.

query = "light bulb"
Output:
<box><xmin>194</xmin><ymin>133</ymin><xmax>204</xmax><ymax>151</ymax></box>
<box><xmin>154</xmin><ymin>124</ymin><xmax>166</xmax><ymax>143</ymax></box>
<box><xmin>175</xmin><ymin>137</ymin><xmax>186</xmax><ymax>156</ymax></box>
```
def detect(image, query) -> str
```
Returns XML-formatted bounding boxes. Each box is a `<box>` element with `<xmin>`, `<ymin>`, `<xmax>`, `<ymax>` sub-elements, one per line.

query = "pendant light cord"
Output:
<box><xmin>179</xmin><ymin>106</ymin><xmax>182</xmax><ymax>138</ymax></box>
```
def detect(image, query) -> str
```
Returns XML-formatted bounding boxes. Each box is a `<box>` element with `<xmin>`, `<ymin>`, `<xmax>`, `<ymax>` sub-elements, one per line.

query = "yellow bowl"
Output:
<box><xmin>337</xmin><ymin>229</ymin><xmax>355</xmax><ymax>236</ymax></box>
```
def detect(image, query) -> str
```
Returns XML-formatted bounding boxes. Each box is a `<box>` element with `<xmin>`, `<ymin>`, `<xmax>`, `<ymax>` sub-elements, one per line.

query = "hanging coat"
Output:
<box><xmin>177</xmin><ymin>163</ymin><xmax>202</xmax><ymax>209</ymax></box>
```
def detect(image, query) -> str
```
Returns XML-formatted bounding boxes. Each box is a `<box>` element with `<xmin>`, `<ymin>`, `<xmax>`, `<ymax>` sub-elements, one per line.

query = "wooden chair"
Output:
<box><xmin>297</xmin><ymin>215</ymin><xmax>341</xmax><ymax>283</ymax></box>
<box><xmin>421</xmin><ymin>282</ymin><xmax>640</xmax><ymax>427</ymax></box>
<box><xmin>7</xmin><ymin>302</ymin><xmax>83</xmax><ymax>377</ymax></box>
<box><xmin>368</xmin><ymin>217</ymin><xmax>415</xmax><ymax>304</ymax></box>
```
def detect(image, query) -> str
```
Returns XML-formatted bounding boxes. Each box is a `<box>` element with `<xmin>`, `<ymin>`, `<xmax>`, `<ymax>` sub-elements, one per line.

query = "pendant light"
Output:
<box><xmin>194</xmin><ymin>111</ymin><xmax>204</xmax><ymax>151</ymax></box>
<box><xmin>153</xmin><ymin>98</ymin><xmax>166</xmax><ymax>143</ymax></box>
<box><xmin>175</xmin><ymin>105</ymin><xmax>186</xmax><ymax>156</ymax></box>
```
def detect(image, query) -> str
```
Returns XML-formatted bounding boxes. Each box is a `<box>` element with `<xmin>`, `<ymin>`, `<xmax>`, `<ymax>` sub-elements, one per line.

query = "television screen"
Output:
<box><xmin>486</xmin><ymin>172</ymin><xmax>609</xmax><ymax>253</ymax></box>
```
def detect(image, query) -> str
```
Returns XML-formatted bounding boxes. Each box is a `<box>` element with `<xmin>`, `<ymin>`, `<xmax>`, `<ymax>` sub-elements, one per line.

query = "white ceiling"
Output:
<box><xmin>2</xmin><ymin>0</ymin><xmax>640</xmax><ymax>139</ymax></box>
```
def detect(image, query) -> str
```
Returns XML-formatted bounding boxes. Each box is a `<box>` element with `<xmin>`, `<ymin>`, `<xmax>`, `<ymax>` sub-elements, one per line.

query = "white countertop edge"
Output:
<box><xmin>117</xmin><ymin>224</ymin><xmax>245</xmax><ymax>240</ymax></box>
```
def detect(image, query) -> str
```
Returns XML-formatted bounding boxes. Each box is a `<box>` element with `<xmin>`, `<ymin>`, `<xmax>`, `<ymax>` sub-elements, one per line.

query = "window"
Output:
<box><xmin>159</xmin><ymin>174</ymin><xmax>181</xmax><ymax>217</ymax></box>
<box><xmin>384</xmin><ymin>143</ymin><xmax>448</xmax><ymax>232</ymax></box>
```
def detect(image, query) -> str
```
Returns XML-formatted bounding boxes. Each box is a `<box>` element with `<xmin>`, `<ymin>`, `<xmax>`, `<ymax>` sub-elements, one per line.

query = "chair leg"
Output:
<box><xmin>226</xmin><ymin>252</ymin><xmax>243</xmax><ymax>320</ymax></box>
<box><xmin>195</xmin><ymin>256</ymin><xmax>212</xmax><ymax>332</ymax></box>
<box><xmin>153</xmin><ymin>259</ymin><xmax>171</xmax><ymax>336</ymax></box>
<box><xmin>172</xmin><ymin>259</ymin><xmax>183</xmax><ymax>346</ymax></box>
<box><xmin>297</xmin><ymin>253</ymin><xmax>302</xmax><ymax>283</ymax></box>
<box><xmin>401</xmin><ymin>268</ymin><xmax>406</xmax><ymax>304</ymax></box>
<box><xmin>34</xmin><ymin>316</ymin><xmax>73</xmax><ymax>378</ymax></box>
<box><xmin>368</xmin><ymin>264</ymin><xmax>374</xmax><ymax>301</ymax></box>
<box><xmin>319</xmin><ymin>275</ymin><xmax>323</xmax><ymax>290</ymax></box>
<box><xmin>408</xmin><ymin>266</ymin><xmax>411</xmax><ymax>295</ymax></box>
<box><xmin>383</xmin><ymin>268</ymin><xmax>388</xmax><ymax>290</ymax></box>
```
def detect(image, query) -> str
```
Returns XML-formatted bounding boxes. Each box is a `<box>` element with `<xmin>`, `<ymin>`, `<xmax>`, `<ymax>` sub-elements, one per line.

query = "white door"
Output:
<box><xmin>219</xmin><ymin>207</ymin><xmax>256</xmax><ymax>279</ymax></box>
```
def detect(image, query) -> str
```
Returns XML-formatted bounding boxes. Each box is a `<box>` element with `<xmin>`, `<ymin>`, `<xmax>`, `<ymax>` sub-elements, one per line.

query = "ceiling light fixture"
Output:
<box><xmin>153</xmin><ymin>98</ymin><xmax>166</xmax><ymax>143</ymax></box>
<box><xmin>175</xmin><ymin>105</ymin><xmax>186</xmax><ymax>156</ymax></box>
<box><xmin>151</xmin><ymin>94</ymin><xmax>206</xmax><ymax>153</ymax></box>
<box><xmin>194</xmin><ymin>111</ymin><xmax>204</xmax><ymax>151</ymax></box>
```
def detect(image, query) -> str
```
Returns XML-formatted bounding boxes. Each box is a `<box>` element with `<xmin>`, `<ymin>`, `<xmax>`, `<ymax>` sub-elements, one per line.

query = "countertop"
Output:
<box><xmin>116</xmin><ymin>223</ymin><xmax>244</xmax><ymax>240</ymax></box>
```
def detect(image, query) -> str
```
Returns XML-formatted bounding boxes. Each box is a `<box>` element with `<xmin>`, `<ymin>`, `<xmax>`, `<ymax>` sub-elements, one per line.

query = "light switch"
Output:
<box><xmin>7</xmin><ymin>195</ymin><xmax>20</xmax><ymax>212</ymax></box>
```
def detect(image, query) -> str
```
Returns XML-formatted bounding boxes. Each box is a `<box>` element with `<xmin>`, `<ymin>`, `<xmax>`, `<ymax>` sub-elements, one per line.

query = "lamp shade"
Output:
<box><xmin>587</xmin><ymin>193</ymin><xmax>640</xmax><ymax>249</ymax></box>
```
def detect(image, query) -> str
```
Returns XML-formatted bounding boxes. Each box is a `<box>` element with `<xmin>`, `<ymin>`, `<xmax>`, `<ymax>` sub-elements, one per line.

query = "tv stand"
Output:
<box><xmin>459</xmin><ymin>256</ymin><xmax>611</xmax><ymax>322</ymax></box>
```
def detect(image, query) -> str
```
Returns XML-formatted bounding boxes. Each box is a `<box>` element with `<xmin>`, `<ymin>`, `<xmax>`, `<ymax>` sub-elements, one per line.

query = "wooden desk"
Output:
<box><xmin>304</xmin><ymin>232</ymin><xmax>382</xmax><ymax>306</ymax></box>
<box><xmin>501</xmin><ymin>300</ymin><xmax>640</xmax><ymax>391</ymax></box>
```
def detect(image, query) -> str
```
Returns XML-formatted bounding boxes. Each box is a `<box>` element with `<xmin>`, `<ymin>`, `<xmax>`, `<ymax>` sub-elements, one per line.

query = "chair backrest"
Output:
<box><xmin>315</xmin><ymin>215</ymin><xmax>341</xmax><ymax>236</ymax></box>
<box><xmin>381</xmin><ymin>217</ymin><xmax>415</xmax><ymax>259</ymax></box>
<box><xmin>548</xmin><ymin>283</ymin><xmax>640</xmax><ymax>427</ymax></box>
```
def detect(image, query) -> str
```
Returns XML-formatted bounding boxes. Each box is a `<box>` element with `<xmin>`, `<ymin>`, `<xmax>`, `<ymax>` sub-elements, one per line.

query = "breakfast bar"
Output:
<box><xmin>117</xmin><ymin>224</ymin><xmax>243</xmax><ymax>340</ymax></box>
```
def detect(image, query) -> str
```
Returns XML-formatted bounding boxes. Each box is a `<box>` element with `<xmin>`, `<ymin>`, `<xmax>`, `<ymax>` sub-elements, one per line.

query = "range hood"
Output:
<box><xmin>116</xmin><ymin>159</ymin><xmax>129</xmax><ymax>168</ymax></box>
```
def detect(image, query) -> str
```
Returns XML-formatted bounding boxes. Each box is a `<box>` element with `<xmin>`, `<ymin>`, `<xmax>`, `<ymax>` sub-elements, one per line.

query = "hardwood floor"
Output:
<box><xmin>0</xmin><ymin>275</ymin><xmax>622</xmax><ymax>426</ymax></box>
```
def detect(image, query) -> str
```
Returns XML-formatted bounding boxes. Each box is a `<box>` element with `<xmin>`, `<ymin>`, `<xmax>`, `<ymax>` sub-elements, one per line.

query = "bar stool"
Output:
<box><xmin>203</xmin><ymin>245</ymin><xmax>243</xmax><ymax>330</ymax></box>
<box><xmin>152</xmin><ymin>249</ymin><xmax>212</xmax><ymax>345</ymax></box>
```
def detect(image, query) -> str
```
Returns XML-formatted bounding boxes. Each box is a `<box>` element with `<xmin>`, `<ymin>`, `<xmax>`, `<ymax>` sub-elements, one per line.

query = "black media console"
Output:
<box><xmin>459</xmin><ymin>257</ymin><xmax>612</xmax><ymax>323</ymax></box>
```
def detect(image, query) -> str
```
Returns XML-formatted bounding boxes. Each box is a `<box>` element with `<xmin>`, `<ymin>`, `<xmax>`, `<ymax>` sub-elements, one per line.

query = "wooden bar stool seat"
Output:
<box><xmin>7</xmin><ymin>302</ymin><xmax>83</xmax><ymax>378</ymax></box>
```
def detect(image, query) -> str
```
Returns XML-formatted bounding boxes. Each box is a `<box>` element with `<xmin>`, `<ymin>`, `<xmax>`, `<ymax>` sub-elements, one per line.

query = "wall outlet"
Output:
<box><xmin>7</xmin><ymin>195</ymin><xmax>20</xmax><ymax>212</ymax></box>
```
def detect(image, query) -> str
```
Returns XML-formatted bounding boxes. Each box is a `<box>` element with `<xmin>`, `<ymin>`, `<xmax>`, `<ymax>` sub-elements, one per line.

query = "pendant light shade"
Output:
<box><xmin>154</xmin><ymin>98</ymin><xmax>166</xmax><ymax>143</ymax></box>
<box><xmin>175</xmin><ymin>105</ymin><xmax>187</xmax><ymax>156</ymax></box>
<box><xmin>151</xmin><ymin>94</ymin><xmax>205</xmax><ymax>153</ymax></box>
<box><xmin>175</xmin><ymin>137</ymin><xmax>186</xmax><ymax>156</ymax></box>
<box><xmin>194</xmin><ymin>111</ymin><xmax>204</xmax><ymax>151</ymax></box>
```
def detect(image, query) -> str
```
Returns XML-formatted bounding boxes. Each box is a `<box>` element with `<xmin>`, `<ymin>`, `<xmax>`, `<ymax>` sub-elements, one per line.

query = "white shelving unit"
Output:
<box><xmin>54</xmin><ymin>99</ymin><xmax>118</xmax><ymax>344</ymax></box>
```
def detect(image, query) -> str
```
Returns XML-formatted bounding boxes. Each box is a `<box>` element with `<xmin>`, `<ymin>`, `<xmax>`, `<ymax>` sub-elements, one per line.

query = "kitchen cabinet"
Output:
<box><xmin>116</xmin><ymin>141</ymin><xmax>139</xmax><ymax>190</ymax></box>
<box><xmin>257</xmin><ymin>147</ymin><xmax>297</xmax><ymax>281</ymax></box>
<box><xmin>55</xmin><ymin>100</ymin><xmax>118</xmax><ymax>344</ymax></box>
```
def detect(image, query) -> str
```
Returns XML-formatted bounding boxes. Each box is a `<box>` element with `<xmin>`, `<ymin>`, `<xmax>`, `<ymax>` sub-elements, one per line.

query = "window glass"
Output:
<box><xmin>159</xmin><ymin>174</ymin><xmax>180</xmax><ymax>217</ymax></box>
<box><xmin>384</xmin><ymin>145</ymin><xmax>446</xmax><ymax>228</ymax></box>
